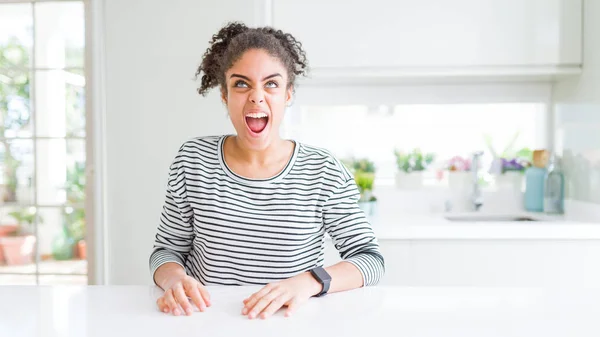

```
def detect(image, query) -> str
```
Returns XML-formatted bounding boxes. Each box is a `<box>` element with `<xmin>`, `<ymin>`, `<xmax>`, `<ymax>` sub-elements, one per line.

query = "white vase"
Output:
<box><xmin>446</xmin><ymin>171</ymin><xmax>474</xmax><ymax>212</ymax></box>
<box><xmin>395</xmin><ymin>171</ymin><xmax>423</xmax><ymax>189</ymax></box>
<box><xmin>448</xmin><ymin>171</ymin><xmax>472</xmax><ymax>191</ymax></box>
<box><xmin>495</xmin><ymin>172</ymin><xmax>524</xmax><ymax>192</ymax></box>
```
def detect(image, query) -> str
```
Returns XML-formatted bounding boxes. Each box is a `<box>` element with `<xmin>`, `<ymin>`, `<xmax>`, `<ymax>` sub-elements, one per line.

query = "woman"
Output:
<box><xmin>150</xmin><ymin>22</ymin><xmax>384</xmax><ymax>320</ymax></box>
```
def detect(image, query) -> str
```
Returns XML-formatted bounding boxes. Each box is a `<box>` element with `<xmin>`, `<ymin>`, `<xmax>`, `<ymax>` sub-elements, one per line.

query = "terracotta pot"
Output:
<box><xmin>0</xmin><ymin>235</ymin><xmax>36</xmax><ymax>265</ymax></box>
<box><xmin>0</xmin><ymin>225</ymin><xmax>18</xmax><ymax>264</ymax></box>
<box><xmin>77</xmin><ymin>240</ymin><xmax>86</xmax><ymax>260</ymax></box>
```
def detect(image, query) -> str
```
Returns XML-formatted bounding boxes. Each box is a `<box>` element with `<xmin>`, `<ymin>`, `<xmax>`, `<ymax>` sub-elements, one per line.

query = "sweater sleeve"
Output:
<box><xmin>322</xmin><ymin>177</ymin><xmax>385</xmax><ymax>286</ymax></box>
<box><xmin>148</xmin><ymin>154</ymin><xmax>195</xmax><ymax>283</ymax></box>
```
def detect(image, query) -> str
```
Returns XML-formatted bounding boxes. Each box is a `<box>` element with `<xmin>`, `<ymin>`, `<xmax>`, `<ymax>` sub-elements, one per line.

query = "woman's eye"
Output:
<box><xmin>234</xmin><ymin>80</ymin><xmax>248</xmax><ymax>88</ymax></box>
<box><xmin>265</xmin><ymin>81</ymin><xmax>278</xmax><ymax>88</ymax></box>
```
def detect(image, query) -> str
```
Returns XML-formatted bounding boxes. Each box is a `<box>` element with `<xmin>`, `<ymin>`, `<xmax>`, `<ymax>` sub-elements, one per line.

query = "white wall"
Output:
<box><xmin>94</xmin><ymin>0</ymin><xmax>593</xmax><ymax>285</ymax></box>
<box><xmin>553</xmin><ymin>0</ymin><xmax>600</xmax><ymax>210</ymax></box>
<box><xmin>101</xmin><ymin>0</ymin><xmax>256</xmax><ymax>284</ymax></box>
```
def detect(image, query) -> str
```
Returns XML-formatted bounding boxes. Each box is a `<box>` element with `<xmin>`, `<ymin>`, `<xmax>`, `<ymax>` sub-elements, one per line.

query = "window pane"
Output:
<box><xmin>282</xmin><ymin>103</ymin><xmax>545</xmax><ymax>186</ymax></box>
<box><xmin>35</xmin><ymin>69</ymin><xmax>86</xmax><ymax>137</ymax></box>
<box><xmin>37</xmin><ymin>207</ymin><xmax>87</xmax><ymax>275</ymax></box>
<box><xmin>37</xmin><ymin>139</ymin><xmax>85</xmax><ymax>205</ymax></box>
<box><xmin>34</xmin><ymin>2</ymin><xmax>85</xmax><ymax>68</ymax></box>
<box><xmin>0</xmin><ymin>71</ymin><xmax>33</xmax><ymax>138</ymax></box>
<box><xmin>0</xmin><ymin>139</ymin><xmax>34</xmax><ymax>204</ymax></box>
<box><xmin>0</xmin><ymin>274</ymin><xmax>36</xmax><ymax>285</ymax></box>
<box><xmin>39</xmin><ymin>274</ymin><xmax>87</xmax><ymax>285</ymax></box>
<box><xmin>0</xmin><ymin>3</ymin><xmax>33</xmax><ymax>69</ymax></box>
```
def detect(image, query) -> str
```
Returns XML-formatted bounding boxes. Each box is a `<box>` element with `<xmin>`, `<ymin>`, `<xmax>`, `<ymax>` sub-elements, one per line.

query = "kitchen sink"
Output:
<box><xmin>444</xmin><ymin>214</ymin><xmax>539</xmax><ymax>222</ymax></box>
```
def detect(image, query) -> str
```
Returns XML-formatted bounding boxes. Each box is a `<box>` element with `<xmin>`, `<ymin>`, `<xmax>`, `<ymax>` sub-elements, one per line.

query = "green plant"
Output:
<box><xmin>1</xmin><ymin>38</ymin><xmax>32</xmax><ymax>202</ymax></box>
<box><xmin>64</xmin><ymin>208</ymin><xmax>85</xmax><ymax>242</ymax></box>
<box><xmin>394</xmin><ymin>149</ymin><xmax>435</xmax><ymax>173</ymax></box>
<box><xmin>7</xmin><ymin>207</ymin><xmax>43</xmax><ymax>236</ymax></box>
<box><xmin>344</xmin><ymin>157</ymin><xmax>377</xmax><ymax>202</ymax></box>
<box><xmin>65</xmin><ymin>161</ymin><xmax>86</xmax><ymax>204</ymax></box>
<box><xmin>63</xmin><ymin>161</ymin><xmax>86</xmax><ymax>242</ymax></box>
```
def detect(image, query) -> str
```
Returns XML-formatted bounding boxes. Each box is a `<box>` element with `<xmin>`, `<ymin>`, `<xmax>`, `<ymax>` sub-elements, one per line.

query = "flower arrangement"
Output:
<box><xmin>394</xmin><ymin>149</ymin><xmax>435</xmax><ymax>173</ymax></box>
<box><xmin>484</xmin><ymin>132</ymin><xmax>532</xmax><ymax>174</ymax></box>
<box><xmin>446</xmin><ymin>156</ymin><xmax>471</xmax><ymax>172</ymax></box>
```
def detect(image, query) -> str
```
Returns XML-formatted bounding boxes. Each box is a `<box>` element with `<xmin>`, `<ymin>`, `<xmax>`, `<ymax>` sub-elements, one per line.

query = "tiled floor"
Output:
<box><xmin>0</xmin><ymin>260</ymin><xmax>87</xmax><ymax>285</ymax></box>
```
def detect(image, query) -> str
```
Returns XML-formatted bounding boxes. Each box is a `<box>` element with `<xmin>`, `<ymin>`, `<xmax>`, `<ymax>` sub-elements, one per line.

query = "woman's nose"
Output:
<box><xmin>249</xmin><ymin>91</ymin><xmax>264</xmax><ymax>104</ymax></box>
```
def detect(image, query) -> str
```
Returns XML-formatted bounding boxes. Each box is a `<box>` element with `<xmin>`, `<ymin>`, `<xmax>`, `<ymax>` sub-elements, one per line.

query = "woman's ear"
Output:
<box><xmin>286</xmin><ymin>85</ymin><xmax>294</xmax><ymax>106</ymax></box>
<box><xmin>221</xmin><ymin>88</ymin><xmax>227</xmax><ymax>105</ymax></box>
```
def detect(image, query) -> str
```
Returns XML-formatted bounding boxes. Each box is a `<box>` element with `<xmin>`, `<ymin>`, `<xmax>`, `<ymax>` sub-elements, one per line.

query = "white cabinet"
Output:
<box><xmin>325</xmin><ymin>239</ymin><xmax>600</xmax><ymax>287</ymax></box>
<box><xmin>324</xmin><ymin>239</ymin><xmax>411</xmax><ymax>286</ymax></box>
<box><xmin>272</xmin><ymin>0</ymin><xmax>582</xmax><ymax>79</ymax></box>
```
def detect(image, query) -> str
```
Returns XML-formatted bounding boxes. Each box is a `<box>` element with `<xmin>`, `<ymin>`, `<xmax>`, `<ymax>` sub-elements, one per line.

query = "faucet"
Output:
<box><xmin>470</xmin><ymin>151</ymin><xmax>484</xmax><ymax>211</ymax></box>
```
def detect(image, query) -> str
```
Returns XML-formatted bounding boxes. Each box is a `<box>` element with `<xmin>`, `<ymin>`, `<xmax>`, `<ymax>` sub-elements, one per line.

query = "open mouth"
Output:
<box><xmin>245</xmin><ymin>112</ymin><xmax>269</xmax><ymax>135</ymax></box>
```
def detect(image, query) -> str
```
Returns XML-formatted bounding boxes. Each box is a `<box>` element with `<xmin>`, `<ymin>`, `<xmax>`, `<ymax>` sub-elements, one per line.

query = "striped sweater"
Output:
<box><xmin>149</xmin><ymin>135</ymin><xmax>385</xmax><ymax>286</ymax></box>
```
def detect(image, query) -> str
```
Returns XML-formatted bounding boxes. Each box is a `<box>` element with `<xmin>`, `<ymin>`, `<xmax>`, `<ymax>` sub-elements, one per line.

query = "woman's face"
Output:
<box><xmin>222</xmin><ymin>48</ymin><xmax>293</xmax><ymax>151</ymax></box>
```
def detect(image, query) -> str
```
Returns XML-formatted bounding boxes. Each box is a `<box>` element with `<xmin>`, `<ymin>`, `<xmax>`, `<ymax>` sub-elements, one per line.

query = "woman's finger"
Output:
<box><xmin>156</xmin><ymin>296</ymin><xmax>169</xmax><ymax>313</ymax></box>
<box><xmin>247</xmin><ymin>289</ymin><xmax>280</xmax><ymax>319</ymax></box>
<box><xmin>164</xmin><ymin>289</ymin><xmax>180</xmax><ymax>316</ymax></box>
<box><xmin>173</xmin><ymin>284</ymin><xmax>193</xmax><ymax>316</ymax></box>
<box><xmin>285</xmin><ymin>298</ymin><xmax>300</xmax><ymax>317</ymax></box>
<box><xmin>184</xmin><ymin>281</ymin><xmax>206</xmax><ymax>312</ymax></box>
<box><xmin>198</xmin><ymin>285</ymin><xmax>212</xmax><ymax>307</ymax></box>
<box><xmin>242</xmin><ymin>284</ymin><xmax>274</xmax><ymax>315</ymax></box>
<box><xmin>259</xmin><ymin>294</ymin><xmax>288</xmax><ymax>319</ymax></box>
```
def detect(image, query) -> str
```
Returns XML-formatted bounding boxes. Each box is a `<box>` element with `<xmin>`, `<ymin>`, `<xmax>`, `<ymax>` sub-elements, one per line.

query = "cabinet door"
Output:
<box><xmin>272</xmin><ymin>0</ymin><xmax>581</xmax><ymax>69</ymax></box>
<box><xmin>408</xmin><ymin>240</ymin><xmax>600</xmax><ymax>287</ymax></box>
<box><xmin>323</xmin><ymin>239</ymin><xmax>411</xmax><ymax>286</ymax></box>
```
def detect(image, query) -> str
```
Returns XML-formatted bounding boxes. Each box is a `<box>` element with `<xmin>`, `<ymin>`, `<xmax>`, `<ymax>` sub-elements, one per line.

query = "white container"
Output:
<box><xmin>395</xmin><ymin>171</ymin><xmax>423</xmax><ymax>190</ymax></box>
<box><xmin>447</xmin><ymin>171</ymin><xmax>474</xmax><ymax>212</ymax></box>
<box><xmin>495</xmin><ymin>171</ymin><xmax>524</xmax><ymax>193</ymax></box>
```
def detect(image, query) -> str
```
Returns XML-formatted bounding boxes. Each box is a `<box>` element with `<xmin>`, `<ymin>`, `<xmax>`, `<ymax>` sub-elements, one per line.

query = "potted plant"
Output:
<box><xmin>485</xmin><ymin>131</ymin><xmax>533</xmax><ymax>192</ymax></box>
<box><xmin>394</xmin><ymin>148</ymin><xmax>435</xmax><ymax>189</ymax></box>
<box><xmin>63</xmin><ymin>162</ymin><xmax>86</xmax><ymax>259</ymax></box>
<box><xmin>445</xmin><ymin>155</ymin><xmax>473</xmax><ymax>190</ymax></box>
<box><xmin>0</xmin><ymin>207</ymin><xmax>42</xmax><ymax>265</ymax></box>
<box><xmin>347</xmin><ymin>158</ymin><xmax>377</xmax><ymax>217</ymax></box>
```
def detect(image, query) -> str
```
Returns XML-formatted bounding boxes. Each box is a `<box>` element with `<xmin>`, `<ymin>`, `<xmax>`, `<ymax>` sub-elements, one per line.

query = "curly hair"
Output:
<box><xmin>195</xmin><ymin>22</ymin><xmax>308</xmax><ymax>96</ymax></box>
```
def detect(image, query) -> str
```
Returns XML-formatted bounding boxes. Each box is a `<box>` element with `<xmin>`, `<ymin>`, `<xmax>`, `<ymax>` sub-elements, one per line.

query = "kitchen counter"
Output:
<box><xmin>364</xmin><ymin>212</ymin><xmax>600</xmax><ymax>240</ymax></box>
<box><xmin>1</xmin><ymin>285</ymin><xmax>599</xmax><ymax>336</ymax></box>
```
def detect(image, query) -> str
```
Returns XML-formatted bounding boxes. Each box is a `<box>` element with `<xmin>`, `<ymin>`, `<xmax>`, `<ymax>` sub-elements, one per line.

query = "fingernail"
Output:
<box><xmin>242</xmin><ymin>308</ymin><xmax>248</xmax><ymax>315</ymax></box>
<box><xmin>173</xmin><ymin>309</ymin><xmax>180</xmax><ymax>316</ymax></box>
<box><xmin>186</xmin><ymin>308</ymin><xmax>192</xmax><ymax>315</ymax></box>
<box><xmin>163</xmin><ymin>308</ymin><xmax>168</xmax><ymax>313</ymax></box>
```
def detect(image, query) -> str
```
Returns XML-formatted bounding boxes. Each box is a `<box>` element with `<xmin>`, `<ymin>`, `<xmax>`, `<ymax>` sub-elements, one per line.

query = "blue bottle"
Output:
<box><xmin>524</xmin><ymin>150</ymin><xmax>548</xmax><ymax>212</ymax></box>
<box><xmin>524</xmin><ymin>167</ymin><xmax>547</xmax><ymax>212</ymax></box>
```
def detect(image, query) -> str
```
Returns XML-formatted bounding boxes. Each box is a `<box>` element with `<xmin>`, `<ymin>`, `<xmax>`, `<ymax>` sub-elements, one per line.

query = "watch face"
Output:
<box><xmin>313</xmin><ymin>267</ymin><xmax>332</xmax><ymax>282</ymax></box>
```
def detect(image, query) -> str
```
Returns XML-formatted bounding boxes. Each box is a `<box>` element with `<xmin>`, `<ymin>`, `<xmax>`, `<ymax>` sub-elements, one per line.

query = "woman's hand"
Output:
<box><xmin>241</xmin><ymin>272</ymin><xmax>322</xmax><ymax>319</ymax></box>
<box><xmin>156</xmin><ymin>274</ymin><xmax>211</xmax><ymax>316</ymax></box>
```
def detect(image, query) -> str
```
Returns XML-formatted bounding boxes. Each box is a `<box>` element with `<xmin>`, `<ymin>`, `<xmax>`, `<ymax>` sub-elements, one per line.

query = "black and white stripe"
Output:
<box><xmin>149</xmin><ymin>135</ymin><xmax>385</xmax><ymax>286</ymax></box>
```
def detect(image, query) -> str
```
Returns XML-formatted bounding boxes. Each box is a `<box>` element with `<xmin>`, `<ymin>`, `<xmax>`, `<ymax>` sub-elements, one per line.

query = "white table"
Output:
<box><xmin>1</xmin><ymin>285</ymin><xmax>599</xmax><ymax>337</ymax></box>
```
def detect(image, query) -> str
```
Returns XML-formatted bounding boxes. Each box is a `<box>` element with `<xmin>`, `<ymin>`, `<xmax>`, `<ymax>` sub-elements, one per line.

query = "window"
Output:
<box><xmin>0</xmin><ymin>1</ymin><xmax>87</xmax><ymax>285</ymax></box>
<box><xmin>283</xmin><ymin>99</ymin><xmax>547</xmax><ymax>188</ymax></box>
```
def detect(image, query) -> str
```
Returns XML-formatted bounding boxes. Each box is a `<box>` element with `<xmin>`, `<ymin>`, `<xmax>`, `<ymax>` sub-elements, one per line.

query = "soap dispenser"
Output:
<box><xmin>524</xmin><ymin>150</ymin><xmax>548</xmax><ymax>212</ymax></box>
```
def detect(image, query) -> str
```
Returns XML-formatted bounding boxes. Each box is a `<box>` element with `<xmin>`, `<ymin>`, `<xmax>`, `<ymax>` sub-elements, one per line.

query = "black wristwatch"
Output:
<box><xmin>309</xmin><ymin>267</ymin><xmax>331</xmax><ymax>297</ymax></box>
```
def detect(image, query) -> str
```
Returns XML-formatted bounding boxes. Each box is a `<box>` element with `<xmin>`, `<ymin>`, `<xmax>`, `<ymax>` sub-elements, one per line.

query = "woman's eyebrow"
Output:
<box><xmin>230</xmin><ymin>73</ymin><xmax>282</xmax><ymax>81</ymax></box>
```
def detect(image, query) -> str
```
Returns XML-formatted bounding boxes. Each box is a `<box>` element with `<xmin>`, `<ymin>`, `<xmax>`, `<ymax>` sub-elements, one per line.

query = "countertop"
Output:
<box><xmin>1</xmin><ymin>285</ymin><xmax>600</xmax><ymax>337</ymax></box>
<box><xmin>363</xmin><ymin>212</ymin><xmax>600</xmax><ymax>240</ymax></box>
